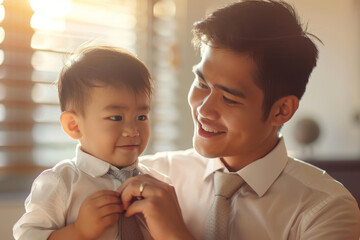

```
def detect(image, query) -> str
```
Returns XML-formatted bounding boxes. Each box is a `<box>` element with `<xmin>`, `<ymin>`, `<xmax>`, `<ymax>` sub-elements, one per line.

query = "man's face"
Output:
<box><xmin>78</xmin><ymin>83</ymin><xmax>150</xmax><ymax>167</ymax></box>
<box><xmin>188</xmin><ymin>45</ymin><xmax>278</xmax><ymax>170</ymax></box>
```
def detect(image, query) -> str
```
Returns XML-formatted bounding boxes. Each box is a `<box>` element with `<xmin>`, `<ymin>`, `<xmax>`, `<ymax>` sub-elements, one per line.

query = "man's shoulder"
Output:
<box><xmin>283</xmin><ymin>157</ymin><xmax>354</xmax><ymax>200</ymax></box>
<box><xmin>138</xmin><ymin>163</ymin><xmax>171</xmax><ymax>183</ymax></box>
<box><xmin>141</xmin><ymin>148</ymin><xmax>199</xmax><ymax>159</ymax></box>
<box><xmin>280</xmin><ymin>158</ymin><xmax>360</xmax><ymax>237</ymax></box>
<box><xmin>140</xmin><ymin>148</ymin><xmax>204</xmax><ymax>164</ymax></box>
<box><xmin>139</xmin><ymin>148</ymin><xmax>207</xmax><ymax>175</ymax></box>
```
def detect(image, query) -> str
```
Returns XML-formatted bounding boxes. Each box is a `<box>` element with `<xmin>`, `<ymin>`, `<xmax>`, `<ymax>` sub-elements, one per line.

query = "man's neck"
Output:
<box><xmin>221</xmin><ymin>137</ymin><xmax>280</xmax><ymax>172</ymax></box>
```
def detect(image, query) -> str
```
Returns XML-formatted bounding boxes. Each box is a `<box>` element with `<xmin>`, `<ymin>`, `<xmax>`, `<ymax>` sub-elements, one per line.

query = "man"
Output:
<box><xmin>118</xmin><ymin>1</ymin><xmax>360</xmax><ymax>239</ymax></box>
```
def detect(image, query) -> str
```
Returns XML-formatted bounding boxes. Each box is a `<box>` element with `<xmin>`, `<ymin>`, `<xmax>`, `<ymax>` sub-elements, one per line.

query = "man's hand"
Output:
<box><xmin>117</xmin><ymin>175</ymin><xmax>195</xmax><ymax>240</ymax></box>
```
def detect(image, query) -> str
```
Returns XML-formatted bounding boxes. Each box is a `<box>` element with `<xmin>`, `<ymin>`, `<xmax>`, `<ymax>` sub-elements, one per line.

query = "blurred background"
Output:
<box><xmin>0</xmin><ymin>0</ymin><xmax>359</xmax><ymax>238</ymax></box>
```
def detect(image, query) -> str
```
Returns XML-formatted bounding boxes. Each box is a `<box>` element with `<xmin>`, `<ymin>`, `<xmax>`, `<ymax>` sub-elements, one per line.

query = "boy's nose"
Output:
<box><xmin>122</xmin><ymin>127</ymin><xmax>140</xmax><ymax>137</ymax></box>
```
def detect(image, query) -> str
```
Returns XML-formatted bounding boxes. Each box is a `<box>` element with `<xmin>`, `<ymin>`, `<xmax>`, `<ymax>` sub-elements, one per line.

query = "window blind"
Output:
<box><xmin>0</xmin><ymin>0</ymin><xmax>153</xmax><ymax>168</ymax></box>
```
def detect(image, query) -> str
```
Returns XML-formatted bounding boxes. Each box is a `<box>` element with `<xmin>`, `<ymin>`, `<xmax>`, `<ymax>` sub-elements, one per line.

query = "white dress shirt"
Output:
<box><xmin>140</xmin><ymin>137</ymin><xmax>360</xmax><ymax>240</ymax></box>
<box><xmin>13</xmin><ymin>145</ymin><xmax>167</xmax><ymax>240</ymax></box>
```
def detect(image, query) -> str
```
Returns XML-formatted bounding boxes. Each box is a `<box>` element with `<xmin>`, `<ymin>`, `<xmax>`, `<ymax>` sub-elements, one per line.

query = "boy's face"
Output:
<box><xmin>188</xmin><ymin>45</ymin><xmax>279</xmax><ymax>170</ymax></box>
<box><xmin>77</xmin><ymin>83</ymin><xmax>150</xmax><ymax>167</ymax></box>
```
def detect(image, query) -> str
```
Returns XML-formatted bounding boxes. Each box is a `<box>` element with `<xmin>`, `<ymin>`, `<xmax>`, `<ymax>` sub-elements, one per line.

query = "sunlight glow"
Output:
<box><xmin>30</xmin><ymin>0</ymin><xmax>71</xmax><ymax>17</ymax></box>
<box><xmin>0</xmin><ymin>27</ymin><xmax>5</xmax><ymax>44</ymax></box>
<box><xmin>153</xmin><ymin>0</ymin><xmax>176</xmax><ymax>18</ymax></box>
<box><xmin>0</xmin><ymin>49</ymin><xmax>4</xmax><ymax>65</ymax></box>
<box><xmin>31</xmin><ymin>14</ymin><xmax>66</xmax><ymax>31</ymax></box>
<box><xmin>31</xmin><ymin>51</ymin><xmax>63</xmax><ymax>72</ymax></box>
<box><xmin>0</xmin><ymin>5</ymin><xmax>5</xmax><ymax>23</ymax></box>
<box><xmin>30</xmin><ymin>0</ymin><xmax>71</xmax><ymax>31</ymax></box>
<box><xmin>31</xmin><ymin>83</ymin><xmax>59</xmax><ymax>104</ymax></box>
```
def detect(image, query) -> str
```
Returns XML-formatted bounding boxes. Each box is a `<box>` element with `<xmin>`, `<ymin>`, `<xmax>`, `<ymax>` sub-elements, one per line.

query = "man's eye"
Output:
<box><xmin>109</xmin><ymin>116</ymin><xmax>122</xmax><ymax>121</ymax></box>
<box><xmin>195</xmin><ymin>80</ymin><xmax>207</xmax><ymax>89</ymax></box>
<box><xmin>199</xmin><ymin>82</ymin><xmax>206</xmax><ymax>88</ymax></box>
<box><xmin>223</xmin><ymin>96</ymin><xmax>239</xmax><ymax>104</ymax></box>
<box><xmin>138</xmin><ymin>115</ymin><xmax>148</xmax><ymax>121</ymax></box>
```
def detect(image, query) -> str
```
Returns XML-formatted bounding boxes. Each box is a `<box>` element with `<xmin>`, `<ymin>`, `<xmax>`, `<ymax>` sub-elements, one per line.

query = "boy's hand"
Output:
<box><xmin>73</xmin><ymin>190</ymin><xmax>124</xmax><ymax>239</ymax></box>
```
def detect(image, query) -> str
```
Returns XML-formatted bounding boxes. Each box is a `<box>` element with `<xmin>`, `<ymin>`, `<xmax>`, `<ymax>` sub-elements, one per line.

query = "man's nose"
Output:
<box><xmin>197</xmin><ymin>93</ymin><xmax>220</xmax><ymax>120</ymax></box>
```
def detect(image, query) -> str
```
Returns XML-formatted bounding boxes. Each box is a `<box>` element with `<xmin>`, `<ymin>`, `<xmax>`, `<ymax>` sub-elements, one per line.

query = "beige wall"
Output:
<box><xmin>283</xmin><ymin>0</ymin><xmax>360</xmax><ymax>159</ymax></box>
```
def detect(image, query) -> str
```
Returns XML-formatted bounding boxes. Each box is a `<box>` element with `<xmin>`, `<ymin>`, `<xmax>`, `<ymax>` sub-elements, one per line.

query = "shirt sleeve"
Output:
<box><xmin>140</xmin><ymin>151</ymin><xmax>171</xmax><ymax>176</ymax></box>
<box><xmin>13</xmin><ymin>169</ymin><xmax>68</xmax><ymax>240</ymax></box>
<box><xmin>300</xmin><ymin>195</ymin><xmax>360</xmax><ymax>240</ymax></box>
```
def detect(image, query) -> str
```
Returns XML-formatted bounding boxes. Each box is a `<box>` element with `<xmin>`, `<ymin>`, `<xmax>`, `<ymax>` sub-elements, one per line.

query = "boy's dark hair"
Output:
<box><xmin>192</xmin><ymin>0</ymin><xmax>319</xmax><ymax>120</ymax></box>
<box><xmin>58</xmin><ymin>45</ymin><xmax>152</xmax><ymax>114</ymax></box>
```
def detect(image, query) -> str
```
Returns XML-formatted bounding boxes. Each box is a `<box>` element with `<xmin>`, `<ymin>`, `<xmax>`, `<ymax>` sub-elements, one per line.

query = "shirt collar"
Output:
<box><xmin>204</xmin><ymin>156</ymin><xmax>228</xmax><ymax>179</ymax></box>
<box><xmin>75</xmin><ymin>145</ymin><xmax>112</xmax><ymax>177</ymax></box>
<box><xmin>203</xmin><ymin>137</ymin><xmax>289</xmax><ymax>197</ymax></box>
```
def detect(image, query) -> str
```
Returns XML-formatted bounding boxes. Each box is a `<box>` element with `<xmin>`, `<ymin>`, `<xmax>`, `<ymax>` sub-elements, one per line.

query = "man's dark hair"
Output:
<box><xmin>192</xmin><ymin>0</ymin><xmax>319</xmax><ymax>120</ymax></box>
<box><xmin>58</xmin><ymin>45</ymin><xmax>152</xmax><ymax>115</ymax></box>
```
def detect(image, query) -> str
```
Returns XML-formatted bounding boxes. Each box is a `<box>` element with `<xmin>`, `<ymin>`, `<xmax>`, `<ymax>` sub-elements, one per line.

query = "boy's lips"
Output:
<box><xmin>116</xmin><ymin>144</ymin><xmax>139</xmax><ymax>150</ymax></box>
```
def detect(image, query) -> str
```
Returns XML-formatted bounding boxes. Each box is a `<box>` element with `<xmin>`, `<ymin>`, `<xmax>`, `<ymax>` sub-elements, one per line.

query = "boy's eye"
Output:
<box><xmin>223</xmin><ymin>96</ymin><xmax>239</xmax><ymax>104</ymax></box>
<box><xmin>138</xmin><ymin>115</ymin><xmax>148</xmax><ymax>121</ymax></box>
<box><xmin>109</xmin><ymin>116</ymin><xmax>122</xmax><ymax>121</ymax></box>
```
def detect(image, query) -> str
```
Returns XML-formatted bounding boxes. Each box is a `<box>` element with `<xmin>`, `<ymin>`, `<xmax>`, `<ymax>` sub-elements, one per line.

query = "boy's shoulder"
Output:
<box><xmin>35</xmin><ymin>158</ymin><xmax>79</xmax><ymax>184</ymax></box>
<box><xmin>50</xmin><ymin>157</ymin><xmax>79</xmax><ymax>176</ymax></box>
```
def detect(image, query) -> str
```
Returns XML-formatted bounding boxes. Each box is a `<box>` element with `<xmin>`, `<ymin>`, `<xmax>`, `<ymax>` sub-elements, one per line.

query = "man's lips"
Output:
<box><xmin>197</xmin><ymin>120</ymin><xmax>226</xmax><ymax>138</ymax></box>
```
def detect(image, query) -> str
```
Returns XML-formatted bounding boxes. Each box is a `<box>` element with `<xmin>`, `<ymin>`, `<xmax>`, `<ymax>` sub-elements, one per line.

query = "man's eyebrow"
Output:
<box><xmin>193</xmin><ymin>67</ymin><xmax>206</xmax><ymax>81</ymax></box>
<box><xmin>192</xmin><ymin>66</ymin><xmax>246</xmax><ymax>99</ymax></box>
<box><xmin>214</xmin><ymin>84</ymin><xmax>246</xmax><ymax>99</ymax></box>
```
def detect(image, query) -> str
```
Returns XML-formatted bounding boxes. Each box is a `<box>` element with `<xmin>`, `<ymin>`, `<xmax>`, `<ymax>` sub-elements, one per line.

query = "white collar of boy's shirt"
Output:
<box><xmin>75</xmin><ymin>145</ymin><xmax>111</xmax><ymax>177</ymax></box>
<box><xmin>75</xmin><ymin>144</ymin><xmax>141</xmax><ymax>178</ymax></box>
<box><xmin>203</xmin><ymin>137</ymin><xmax>289</xmax><ymax>197</ymax></box>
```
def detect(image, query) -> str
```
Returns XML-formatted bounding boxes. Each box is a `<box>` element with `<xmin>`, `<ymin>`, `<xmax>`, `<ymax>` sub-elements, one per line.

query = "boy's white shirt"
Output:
<box><xmin>13</xmin><ymin>144</ymin><xmax>167</xmax><ymax>240</ymax></box>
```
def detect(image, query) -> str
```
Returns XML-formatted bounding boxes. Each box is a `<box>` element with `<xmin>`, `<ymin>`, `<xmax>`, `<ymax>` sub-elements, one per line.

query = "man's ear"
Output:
<box><xmin>269</xmin><ymin>95</ymin><xmax>299</xmax><ymax>127</ymax></box>
<box><xmin>60</xmin><ymin>111</ymin><xmax>82</xmax><ymax>140</ymax></box>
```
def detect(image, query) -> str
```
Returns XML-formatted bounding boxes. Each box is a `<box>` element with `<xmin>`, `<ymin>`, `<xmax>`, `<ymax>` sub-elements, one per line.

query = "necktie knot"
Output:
<box><xmin>214</xmin><ymin>171</ymin><xmax>244</xmax><ymax>199</ymax></box>
<box><xmin>108</xmin><ymin>160</ymin><xmax>140</xmax><ymax>182</ymax></box>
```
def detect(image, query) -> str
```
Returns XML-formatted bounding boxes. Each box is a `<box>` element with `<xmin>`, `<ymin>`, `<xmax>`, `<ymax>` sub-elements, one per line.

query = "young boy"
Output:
<box><xmin>13</xmin><ymin>46</ymin><xmax>164</xmax><ymax>240</ymax></box>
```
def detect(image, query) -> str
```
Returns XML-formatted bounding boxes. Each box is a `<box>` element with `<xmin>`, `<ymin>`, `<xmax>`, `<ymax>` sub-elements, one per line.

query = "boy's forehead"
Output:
<box><xmin>88</xmin><ymin>80</ymin><xmax>150</xmax><ymax>96</ymax></box>
<box><xmin>86</xmin><ymin>84</ymin><xmax>150</xmax><ymax>106</ymax></box>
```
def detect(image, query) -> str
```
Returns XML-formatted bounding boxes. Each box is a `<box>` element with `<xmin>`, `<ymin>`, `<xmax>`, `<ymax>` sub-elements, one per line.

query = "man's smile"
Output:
<box><xmin>197</xmin><ymin>118</ymin><xmax>226</xmax><ymax>138</ymax></box>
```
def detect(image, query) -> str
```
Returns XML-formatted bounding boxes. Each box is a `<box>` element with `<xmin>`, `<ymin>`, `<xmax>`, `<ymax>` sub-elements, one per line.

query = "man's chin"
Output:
<box><xmin>193</xmin><ymin>142</ymin><xmax>221</xmax><ymax>158</ymax></box>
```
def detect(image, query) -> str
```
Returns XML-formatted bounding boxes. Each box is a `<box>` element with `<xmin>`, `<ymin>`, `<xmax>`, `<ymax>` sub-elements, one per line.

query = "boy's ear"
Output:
<box><xmin>269</xmin><ymin>95</ymin><xmax>299</xmax><ymax>127</ymax></box>
<box><xmin>60</xmin><ymin>111</ymin><xmax>82</xmax><ymax>140</ymax></box>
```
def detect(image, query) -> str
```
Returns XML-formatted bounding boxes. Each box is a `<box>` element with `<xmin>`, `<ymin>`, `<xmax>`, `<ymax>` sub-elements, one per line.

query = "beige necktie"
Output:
<box><xmin>204</xmin><ymin>171</ymin><xmax>244</xmax><ymax>240</ymax></box>
<box><xmin>108</xmin><ymin>163</ymin><xmax>145</xmax><ymax>240</ymax></box>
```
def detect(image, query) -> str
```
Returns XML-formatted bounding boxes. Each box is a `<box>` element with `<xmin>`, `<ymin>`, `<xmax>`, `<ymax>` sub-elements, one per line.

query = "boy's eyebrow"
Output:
<box><xmin>192</xmin><ymin>66</ymin><xmax>246</xmax><ymax>99</ymax></box>
<box><xmin>103</xmin><ymin>104</ymin><xmax>150</xmax><ymax>111</ymax></box>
